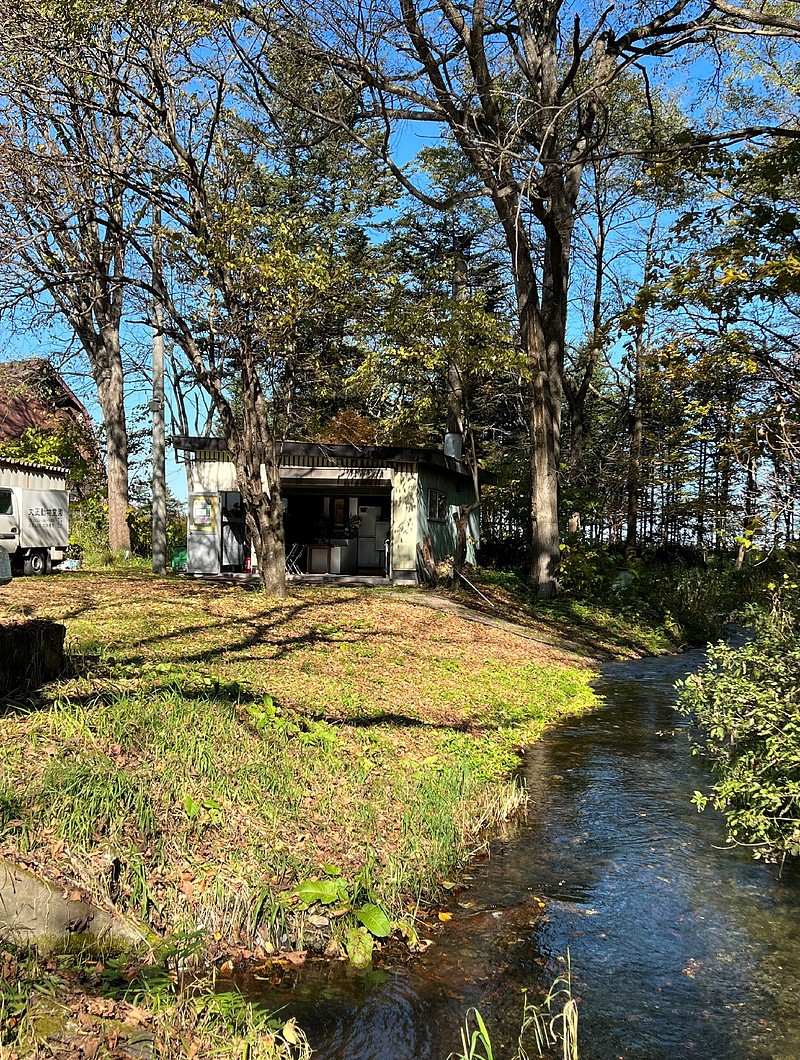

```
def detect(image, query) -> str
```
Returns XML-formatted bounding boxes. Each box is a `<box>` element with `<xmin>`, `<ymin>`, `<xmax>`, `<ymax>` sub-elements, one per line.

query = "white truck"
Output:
<box><xmin>0</xmin><ymin>458</ymin><xmax>70</xmax><ymax>575</ymax></box>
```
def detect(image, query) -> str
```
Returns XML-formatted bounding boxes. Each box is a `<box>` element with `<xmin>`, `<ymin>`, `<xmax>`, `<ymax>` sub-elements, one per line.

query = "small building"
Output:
<box><xmin>174</xmin><ymin>438</ymin><xmax>482</xmax><ymax>585</ymax></box>
<box><xmin>0</xmin><ymin>359</ymin><xmax>103</xmax><ymax>493</ymax></box>
<box><xmin>0</xmin><ymin>359</ymin><xmax>96</xmax><ymax>451</ymax></box>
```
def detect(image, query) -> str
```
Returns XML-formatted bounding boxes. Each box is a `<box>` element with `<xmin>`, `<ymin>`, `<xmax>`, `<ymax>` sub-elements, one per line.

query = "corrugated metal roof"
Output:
<box><xmin>0</xmin><ymin>456</ymin><xmax>69</xmax><ymax>476</ymax></box>
<box><xmin>171</xmin><ymin>437</ymin><xmax>490</xmax><ymax>482</ymax></box>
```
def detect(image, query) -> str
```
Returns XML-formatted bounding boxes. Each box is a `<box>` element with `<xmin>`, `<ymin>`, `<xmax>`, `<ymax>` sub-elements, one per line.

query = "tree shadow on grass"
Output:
<box><xmin>325</xmin><ymin>710</ymin><xmax>475</xmax><ymax>732</ymax></box>
<box><xmin>115</xmin><ymin>592</ymin><xmax>387</xmax><ymax>671</ymax></box>
<box><xmin>456</xmin><ymin>588</ymin><xmax>668</xmax><ymax>659</ymax></box>
<box><xmin>537</xmin><ymin>600</ymin><xmax>671</xmax><ymax>658</ymax></box>
<box><xmin>323</xmin><ymin>710</ymin><xmax>514</xmax><ymax>736</ymax></box>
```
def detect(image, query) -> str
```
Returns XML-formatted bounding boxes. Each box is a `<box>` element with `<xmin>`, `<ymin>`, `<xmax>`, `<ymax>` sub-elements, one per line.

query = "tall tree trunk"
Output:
<box><xmin>491</xmin><ymin>181</ymin><xmax>569</xmax><ymax>598</ymax></box>
<box><xmin>563</xmin><ymin>178</ymin><xmax>606</xmax><ymax>491</ymax></box>
<box><xmin>625</xmin><ymin>330</ymin><xmax>644</xmax><ymax>557</ymax></box>
<box><xmin>529</xmin><ymin>183</ymin><xmax>573</xmax><ymax>598</ymax></box>
<box><xmin>91</xmin><ymin>333</ymin><xmax>131</xmax><ymax>553</ymax></box>
<box><xmin>734</xmin><ymin>452</ymin><xmax>758</xmax><ymax>570</ymax></box>
<box><xmin>223</xmin><ymin>341</ymin><xmax>286</xmax><ymax>596</ymax></box>
<box><xmin>529</xmin><ymin>311</ymin><xmax>563</xmax><ymax>597</ymax></box>
<box><xmin>447</xmin><ymin>239</ymin><xmax>481</xmax><ymax>586</ymax></box>
<box><xmin>697</xmin><ymin>434</ymin><xmax>707</xmax><ymax>549</ymax></box>
<box><xmin>147</xmin><ymin>255</ymin><xmax>287</xmax><ymax>596</ymax></box>
<box><xmin>231</xmin><ymin>439</ymin><xmax>285</xmax><ymax>595</ymax></box>
<box><xmin>717</xmin><ymin>419</ymin><xmax>733</xmax><ymax>549</ymax></box>
<box><xmin>447</xmin><ymin>240</ymin><xmax>468</xmax><ymax>438</ymax></box>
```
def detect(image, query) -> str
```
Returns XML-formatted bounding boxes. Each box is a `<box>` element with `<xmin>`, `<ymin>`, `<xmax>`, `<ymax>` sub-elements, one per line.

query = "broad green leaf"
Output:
<box><xmin>355</xmin><ymin>902</ymin><xmax>392</xmax><ymax>938</ymax></box>
<box><xmin>296</xmin><ymin>879</ymin><xmax>346</xmax><ymax>906</ymax></box>
<box><xmin>345</xmin><ymin>926</ymin><xmax>373</xmax><ymax>967</ymax></box>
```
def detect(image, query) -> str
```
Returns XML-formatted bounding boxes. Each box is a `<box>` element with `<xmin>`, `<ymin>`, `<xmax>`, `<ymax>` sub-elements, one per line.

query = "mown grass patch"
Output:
<box><xmin>1</xmin><ymin>571</ymin><xmax>602</xmax><ymax>961</ymax></box>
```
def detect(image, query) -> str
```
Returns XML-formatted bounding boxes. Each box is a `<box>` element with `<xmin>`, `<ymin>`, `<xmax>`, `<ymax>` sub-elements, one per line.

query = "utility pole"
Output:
<box><xmin>151</xmin><ymin>194</ymin><xmax>167</xmax><ymax>575</ymax></box>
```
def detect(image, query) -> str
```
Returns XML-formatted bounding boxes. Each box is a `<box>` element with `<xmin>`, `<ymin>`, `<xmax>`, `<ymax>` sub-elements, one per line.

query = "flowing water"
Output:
<box><xmin>237</xmin><ymin>647</ymin><xmax>800</xmax><ymax>1058</ymax></box>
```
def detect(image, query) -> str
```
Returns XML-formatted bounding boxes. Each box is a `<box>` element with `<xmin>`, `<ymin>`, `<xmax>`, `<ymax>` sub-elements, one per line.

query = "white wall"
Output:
<box><xmin>390</xmin><ymin>466</ymin><xmax>419</xmax><ymax>584</ymax></box>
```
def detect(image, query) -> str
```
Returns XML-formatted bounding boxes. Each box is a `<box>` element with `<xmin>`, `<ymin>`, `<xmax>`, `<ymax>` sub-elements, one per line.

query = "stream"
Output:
<box><xmin>237</xmin><ymin>646</ymin><xmax>800</xmax><ymax>1058</ymax></box>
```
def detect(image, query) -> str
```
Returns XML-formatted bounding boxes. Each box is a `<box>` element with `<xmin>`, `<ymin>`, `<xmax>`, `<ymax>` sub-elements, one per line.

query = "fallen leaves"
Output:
<box><xmin>274</xmin><ymin>949</ymin><xmax>308</xmax><ymax>967</ymax></box>
<box><xmin>178</xmin><ymin>875</ymin><xmax>195</xmax><ymax>899</ymax></box>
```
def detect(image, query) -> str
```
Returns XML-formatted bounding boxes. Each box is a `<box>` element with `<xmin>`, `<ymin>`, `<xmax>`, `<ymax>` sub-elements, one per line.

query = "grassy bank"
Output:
<box><xmin>1</xmin><ymin>937</ymin><xmax>311</xmax><ymax>1059</ymax></box>
<box><xmin>0</xmin><ymin>570</ymin><xmax>668</xmax><ymax>1056</ymax></box>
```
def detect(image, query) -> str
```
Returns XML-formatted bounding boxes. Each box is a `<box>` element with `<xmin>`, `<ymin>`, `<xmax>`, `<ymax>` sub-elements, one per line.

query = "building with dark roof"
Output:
<box><xmin>174</xmin><ymin>437</ymin><xmax>485</xmax><ymax>584</ymax></box>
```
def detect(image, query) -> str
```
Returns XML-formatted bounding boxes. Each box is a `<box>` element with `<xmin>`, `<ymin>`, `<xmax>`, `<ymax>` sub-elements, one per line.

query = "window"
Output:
<box><xmin>428</xmin><ymin>488</ymin><xmax>448</xmax><ymax>522</ymax></box>
<box><xmin>0</xmin><ymin>490</ymin><xmax>12</xmax><ymax>517</ymax></box>
<box><xmin>332</xmin><ymin>497</ymin><xmax>347</xmax><ymax>532</ymax></box>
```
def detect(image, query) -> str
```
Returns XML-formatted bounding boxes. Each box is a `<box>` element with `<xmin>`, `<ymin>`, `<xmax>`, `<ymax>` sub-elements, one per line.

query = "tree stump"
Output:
<box><xmin>0</xmin><ymin>620</ymin><xmax>66</xmax><ymax>697</ymax></box>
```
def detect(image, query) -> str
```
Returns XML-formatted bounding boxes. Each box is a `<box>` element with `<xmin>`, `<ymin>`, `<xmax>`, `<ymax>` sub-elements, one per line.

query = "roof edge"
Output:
<box><xmin>0</xmin><ymin>456</ymin><xmax>69</xmax><ymax>476</ymax></box>
<box><xmin>171</xmin><ymin>437</ymin><xmax>491</xmax><ymax>481</ymax></box>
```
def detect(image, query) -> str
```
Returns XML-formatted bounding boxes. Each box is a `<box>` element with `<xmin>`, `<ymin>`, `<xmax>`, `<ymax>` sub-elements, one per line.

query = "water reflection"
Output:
<box><xmin>239</xmin><ymin>648</ymin><xmax>800</xmax><ymax>1059</ymax></box>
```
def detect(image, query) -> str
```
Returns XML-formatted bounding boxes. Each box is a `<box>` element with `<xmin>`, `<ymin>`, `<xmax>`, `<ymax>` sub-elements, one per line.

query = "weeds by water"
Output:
<box><xmin>450</xmin><ymin>958</ymin><xmax>578</xmax><ymax>1060</ymax></box>
<box><xmin>452</xmin><ymin>1007</ymin><xmax>497</xmax><ymax>1060</ymax></box>
<box><xmin>516</xmin><ymin>959</ymin><xmax>579</xmax><ymax>1060</ymax></box>
<box><xmin>0</xmin><ymin>937</ymin><xmax>310</xmax><ymax>1059</ymax></box>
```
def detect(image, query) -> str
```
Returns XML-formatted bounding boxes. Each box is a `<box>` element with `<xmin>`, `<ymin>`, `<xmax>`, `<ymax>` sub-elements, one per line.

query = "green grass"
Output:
<box><xmin>1</xmin><ymin>572</ymin><xmax>605</xmax><ymax>960</ymax></box>
<box><xmin>0</xmin><ymin>572</ymin><xmax>615</xmax><ymax>1056</ymax></box>
<box><xmin>0</xmin><ymin>939</ymin><xmax>310</xmax><ymax>1059</ymax></box>
<box><xmin>3</xmin><ymin>672</ymin><xmax>582</xmax><ymax>950</ymax></box>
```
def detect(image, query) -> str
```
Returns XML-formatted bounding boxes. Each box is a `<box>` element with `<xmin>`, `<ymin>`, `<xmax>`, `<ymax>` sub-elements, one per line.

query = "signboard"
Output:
<box><xmin>189</xmin><ymin>495</ymin><xmax>218</xmax><ymax>533</ymax></box>
<box><xmin>19</xmin><ymin>489</ymin><xmax>70</xmax><ymax>549</ymax></box>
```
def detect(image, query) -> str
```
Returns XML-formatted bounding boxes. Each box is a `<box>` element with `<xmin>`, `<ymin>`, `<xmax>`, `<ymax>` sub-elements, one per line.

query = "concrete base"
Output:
<box><xmin>287</xmin><ymin>573</ymin><xmax>391</xmax><ymax>587</ymax></box>
<box><xmin>0</xmin><ymin>857</ymin><xmax>147</xmax><ymax>954</ymax></box>
<box><xmin>391</xmin><ymin>568</ymin><xmax>419</xmax><ymax>586</ymax></box>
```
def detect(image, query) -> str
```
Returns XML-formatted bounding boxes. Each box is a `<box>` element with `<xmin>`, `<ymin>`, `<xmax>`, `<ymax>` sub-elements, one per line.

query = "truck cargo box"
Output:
<box><xmin>19</xmin><ymin>490</ymin><xmax>70</xmax><ymax>550</ymax></box>
<box><xmin>0</xmin><ymin>460</ymin><xmax>70</xmax><ymax>574</ymax></box>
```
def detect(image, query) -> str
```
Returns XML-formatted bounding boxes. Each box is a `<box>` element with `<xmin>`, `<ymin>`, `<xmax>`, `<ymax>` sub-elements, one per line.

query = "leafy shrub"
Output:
<box><xmin>676</xmin><ymin>581</ymin><xmax>800</xmax><ymax>862</ymax></box>
<box><xmin>558</xmin><ymin>540</ymin><xmax>620</xmax><ymax>597</ymax></box>
<box><xmin>70</xmin><ymin>490</ymin><xmax>186</xmax><ymax>562</ymax></box>
<box><xmin>558</xmin><ymin>545</ymin><xmax>774</xmax><ymax>643</ymax></box>
<box><xmin>69</xmin><ymin>490</ymin><xmax>110</xmax><ymax>558</ymax></box>
<box><xmin>127</xmin><ymin>501</ymin><xmax>186</xmax><ymax>558</ymax></box>
<box><xmin>0</xmin><ymin>422</ymin><xmax>104</xmax><ymax>495</ymax></box>
<box><xmin>635</xmin><ymin>560</ymin><xmax>765</xmax><ymax>642</ymax></box>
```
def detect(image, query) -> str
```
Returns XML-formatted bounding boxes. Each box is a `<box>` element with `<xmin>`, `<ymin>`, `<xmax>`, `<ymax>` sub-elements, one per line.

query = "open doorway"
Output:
<box><xmin>220</xmin><ymin>491</ymin><xmax>249</xmax><ymax>573</ymax></box>
<box><xmin>282</xmin><ymin>490</ymin><xmax>390</xmax><ymax>575</ymax></box>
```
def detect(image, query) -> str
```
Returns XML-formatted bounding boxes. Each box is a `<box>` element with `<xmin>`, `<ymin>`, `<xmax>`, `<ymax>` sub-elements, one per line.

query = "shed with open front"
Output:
<box><xmin>174</xmin><ymin>439</ymin><xmax>482</xmax><ymax>585</ymax></box>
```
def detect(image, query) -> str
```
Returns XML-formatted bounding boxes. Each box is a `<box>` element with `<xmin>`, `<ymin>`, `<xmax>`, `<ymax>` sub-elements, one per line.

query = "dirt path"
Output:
<box><xmin>393</xmin><ymin>591</ymin><xmax>602</xmax><ymax>661</ymax></box>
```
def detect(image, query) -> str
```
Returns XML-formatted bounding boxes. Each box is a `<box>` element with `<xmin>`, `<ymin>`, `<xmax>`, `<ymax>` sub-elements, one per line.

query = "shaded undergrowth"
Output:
<box><xmin>476</xmin><ymin>553</ymin><xmax>775</xmax><ymax>650</ymax></box>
